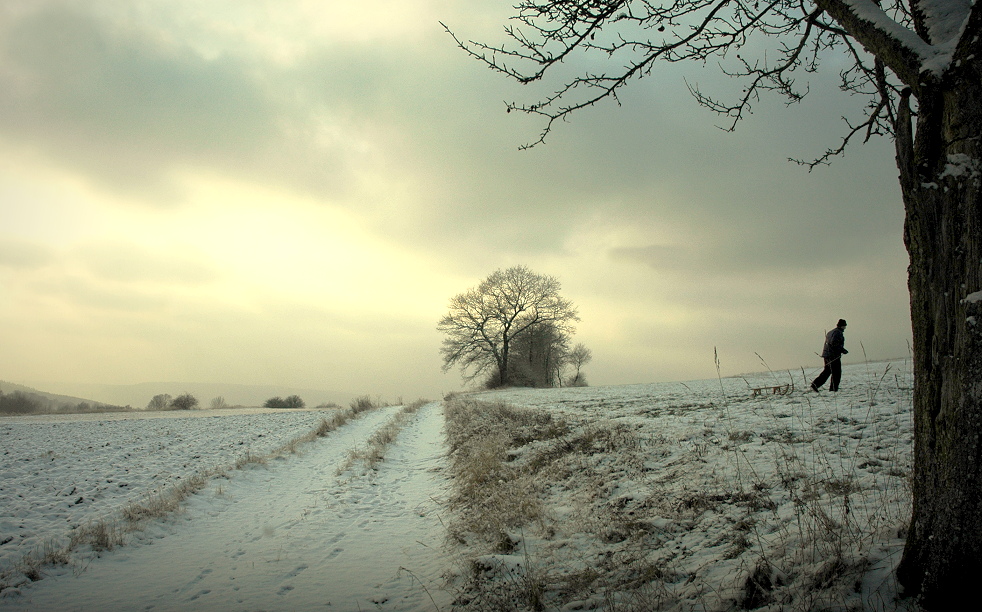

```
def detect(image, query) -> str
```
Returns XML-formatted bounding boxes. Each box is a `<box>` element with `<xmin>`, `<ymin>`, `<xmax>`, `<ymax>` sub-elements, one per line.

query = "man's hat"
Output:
<box><xmin>837</xmin><ymin>319</ymin><xmax>847</xmax><ymax>327</ymax></box>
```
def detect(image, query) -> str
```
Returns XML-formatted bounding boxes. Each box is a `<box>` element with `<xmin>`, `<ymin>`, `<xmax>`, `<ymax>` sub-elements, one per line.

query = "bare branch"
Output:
<box><xmin>444</xmin><ymin>0</ymin><xmax>930</xmax><ymax>161</ymax></box>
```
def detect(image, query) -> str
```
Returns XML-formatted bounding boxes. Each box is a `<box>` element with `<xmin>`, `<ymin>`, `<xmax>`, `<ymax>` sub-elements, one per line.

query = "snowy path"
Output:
<box><xmin>2</xmin><ymin>402</ymin><xmax>452</xmax><ymax>611</ymax></box>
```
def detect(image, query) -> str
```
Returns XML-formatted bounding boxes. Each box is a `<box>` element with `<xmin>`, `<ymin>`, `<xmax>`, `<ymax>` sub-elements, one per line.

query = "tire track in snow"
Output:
<box><xmin>2</xmin><ymin>402</ymin><xmax>451</xmax><ymax>611</ymax></box>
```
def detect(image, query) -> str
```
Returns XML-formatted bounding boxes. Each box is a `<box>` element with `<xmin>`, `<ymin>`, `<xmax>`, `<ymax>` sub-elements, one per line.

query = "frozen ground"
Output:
<box><xmin>0</xmin><ymin>360</ymin><xmax>915</xmax><ymax>610</ymax></box>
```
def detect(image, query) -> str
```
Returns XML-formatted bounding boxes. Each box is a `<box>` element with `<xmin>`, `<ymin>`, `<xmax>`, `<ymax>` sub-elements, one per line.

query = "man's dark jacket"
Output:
<box><xmin>821</xmin><ymin>327</ymin><xmax>847</xmax><ymax>359</ymax></box>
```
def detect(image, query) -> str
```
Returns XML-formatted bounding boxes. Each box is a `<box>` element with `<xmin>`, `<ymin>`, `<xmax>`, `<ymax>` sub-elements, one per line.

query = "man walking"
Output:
<box><xmin>811</xmin><ymin>319</ymin><xmax>849</xmax><ymax>392</ymax></box>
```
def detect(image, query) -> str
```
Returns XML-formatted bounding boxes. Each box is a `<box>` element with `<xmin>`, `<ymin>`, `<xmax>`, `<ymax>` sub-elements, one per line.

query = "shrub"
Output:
<box><xmin>263</xmin><ymin>395</ymin><xmax>304</xmax><ymax>408</ymax></box>
<box><xmin>146</xmin><ymin>394</ymin><xmax>172</xmax><ymax>411</ymax></box>
<box><xmin>349</xmin><ymin>395</ymin><xmax>377</xmax><ymax>413</ymax></box>
<box><xmin>170</xmin><ymin>393</ymin><xmax>199</xmax><ymax>410</ymax></box>
<box><xmin>210</xmin><ymin>396</ymin><xmax>228</xmax><ymax>410</ymax></box>
<box><xmin>566</xmin><ymin>373</ymin><xmax>589</xmax><ymax>387</ymax></box>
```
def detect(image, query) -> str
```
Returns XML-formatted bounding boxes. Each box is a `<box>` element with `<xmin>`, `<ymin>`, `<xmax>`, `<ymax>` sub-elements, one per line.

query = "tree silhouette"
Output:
<box><xmin>439</xmin><ymin>265</ymin><xmax>579</xmax><ymax>387</ymax></box>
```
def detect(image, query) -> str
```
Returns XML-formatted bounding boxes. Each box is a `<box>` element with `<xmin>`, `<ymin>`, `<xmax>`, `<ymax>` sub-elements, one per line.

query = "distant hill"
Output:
<box><xmin>20</xmin><ymin>381</ymin><xmax>352</xmax><ymax>409</ymax></box>
<box><xmin>0</xmin><ymin>380</ymin><xmax>110</xmax><ymax>409</ymax></box>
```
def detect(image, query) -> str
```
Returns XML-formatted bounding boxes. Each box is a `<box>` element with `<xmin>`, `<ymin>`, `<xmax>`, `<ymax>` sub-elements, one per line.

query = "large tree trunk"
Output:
<box><xmin>895</xmin><ymin>44</ymin><xmax>982</xmax><ymax>607</ymax></box>
<box><xmin>499</xmin><ymin>336</ymin><xmax>510</xmax><ymax>387</ymax></box>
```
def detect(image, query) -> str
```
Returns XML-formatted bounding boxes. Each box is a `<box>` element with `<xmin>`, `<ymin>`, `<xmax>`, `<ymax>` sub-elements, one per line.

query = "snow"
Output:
<box><xmin>917</xmin><ymin>0</ymin><xmax>975</xmax><ymax>47</ymax></box>
<box><xmin>841</xmin><ymin>0</ymin><xmax>973</xmax><ymax>75</ymax></box>
<box><xmin>0</xmin><ymin>360</ymin><xmax>915</xmax><ymax>610</ymax></box>
<box><xmin>964</xmin><ymin>289</ymin><xmax>982</xmax><ymax>303</ymax></box>
<box><xmin>941</xmin><ymin>153</ymin><xmax>980</xmax><ymax>180</ymax></box>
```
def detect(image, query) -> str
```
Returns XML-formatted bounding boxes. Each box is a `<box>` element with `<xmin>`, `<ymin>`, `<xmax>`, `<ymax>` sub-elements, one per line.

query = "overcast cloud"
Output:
<box><xmin>0</xmin><ymin>0</ymin><xmax>911</xmax><ymax>402</ymax></box>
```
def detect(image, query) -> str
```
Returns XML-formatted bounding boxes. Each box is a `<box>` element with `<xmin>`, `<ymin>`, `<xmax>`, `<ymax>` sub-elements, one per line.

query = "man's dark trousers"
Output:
<box><xmin>812</xmin><ymin>357</ymin><xmax>842</xmax><ymax>391</ymax></box>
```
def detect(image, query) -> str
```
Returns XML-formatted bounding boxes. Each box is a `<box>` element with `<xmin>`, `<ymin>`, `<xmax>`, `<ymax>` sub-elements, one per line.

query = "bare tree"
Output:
<box><xmin>446</xmin><ymin>1</ymin><xmax>982</xmax><ymax>605</ymax></box>
<box><xmin>439</xmin><ymin>265</ymin><xmax>580</xmax><ymax>387</ymax></box>
<box><xmin>146</xmin><ymin>393</ymin><xmax>172</xmax><ymax>411</ymax></box>
<box><xmin>210</xmin><ymin>396</ymin><xmax>228</xmax><ymax>410</ymax></box>
<box><xmin>566</xmin><ymin>342</ymin><xmax>593</xmax><ymax>386</ymax></box>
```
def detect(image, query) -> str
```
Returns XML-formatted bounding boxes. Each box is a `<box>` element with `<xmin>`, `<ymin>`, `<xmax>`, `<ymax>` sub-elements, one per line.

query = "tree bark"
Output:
<box><xmin>895</xmin><ymin>23</ymin><xmax>982</xmax><ymax>605</ymax></box>
<box><xmin>500</xmin><ymin>335</ymin><xmax>510</xmax><ymax>387</ymax></box>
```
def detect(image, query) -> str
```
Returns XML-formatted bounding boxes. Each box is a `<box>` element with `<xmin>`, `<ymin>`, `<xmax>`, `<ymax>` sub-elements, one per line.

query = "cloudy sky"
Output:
<box><xmin>0</xmin><ymin>0</ymin><xmax>911</xmax><ymax>402</ymax></box>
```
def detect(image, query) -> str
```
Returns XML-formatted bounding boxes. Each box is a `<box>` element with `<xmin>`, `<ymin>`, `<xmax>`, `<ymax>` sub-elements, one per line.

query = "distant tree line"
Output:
<box><xmin>145</xmin><ymin>393</ymin><xmax>199</xmax><ymax>411</ymax></box>
<box><xmin>0</xmin><ymin>387</ymin><xmax>131</xmax><ymax>415</ymax></box>
<box><xmin>171</xmin><ymin>393</ymin><xmax>199</xmax><ymax>410</ymax></box>
<box><xmin>144</xmin><ymin>393</ymin><xmax>308</xmax><ymax>411</ymax></box>
<box><xmin>263</xmin><ymin>395</ymin><xmax>306</xmax><ymax>409</ymax></box>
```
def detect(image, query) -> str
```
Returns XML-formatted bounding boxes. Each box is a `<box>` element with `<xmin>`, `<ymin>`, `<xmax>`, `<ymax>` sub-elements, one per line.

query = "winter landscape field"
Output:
<box><xmin>0</xmin><ymin>359</ymin><xmax>914</xmax><ymax>611</ymax></box>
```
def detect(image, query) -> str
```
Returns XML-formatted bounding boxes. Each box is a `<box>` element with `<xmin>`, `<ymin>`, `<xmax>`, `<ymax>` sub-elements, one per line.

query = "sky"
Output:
<box><xmin>0</xmin><ymin>0</ymin><xmax>912</xmax><ymax>403</ymax></box>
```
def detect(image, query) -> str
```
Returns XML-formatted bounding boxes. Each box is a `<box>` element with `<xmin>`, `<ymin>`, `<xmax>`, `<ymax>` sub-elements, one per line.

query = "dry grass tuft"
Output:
<box><xmin>443</xmin><ymin>398</ymin><xmax>573</xmax><ymax>608</ymax></box>
<box><xmin>349</xmin><ymin>395</ymin><xmax>380</xmax><ymax>413</ymax></box>
<box><xmin>11</xmin><ymin>540</ymin><xmax>72</xmax><ymax>584</ymax></box>
<box><xmin>236</xmin><ymin>451</ymin><xmax>268</xmax><ymax>469</ymax></box>
<box><xmin>337</xmin><ymin>399</ymin><xmax>429</xmax><ymax>475</ymax></box>
<box><xmin>72</xmin><ymin>520</ymin><xmax>126</xmax><ymax>552</ymax></box>
<box><xmin>444</xmin><ymin>399</ymin><xmax>563</xmax><ymax>538</ymax></box>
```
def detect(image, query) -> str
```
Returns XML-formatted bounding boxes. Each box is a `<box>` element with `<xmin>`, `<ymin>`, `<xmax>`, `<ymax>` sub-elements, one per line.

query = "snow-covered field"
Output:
<box><xmin>0</xmin><ymin>407</ymin><xmax>337</xmax><ymax>572</ymax></box>
<box><xmin>1</xmin><ymin>402</ymin><xmax>452</xmax><ymax>610</ymax></box>
<box><xmin>0</xmin><ymin>360</ymin><xmax>914</xmax><ymax>611</ymax></box>
<box><xmin>452</xmin><ymin>359</ymin><xmax>914</xmax><ymax>611</ymax></box>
